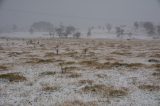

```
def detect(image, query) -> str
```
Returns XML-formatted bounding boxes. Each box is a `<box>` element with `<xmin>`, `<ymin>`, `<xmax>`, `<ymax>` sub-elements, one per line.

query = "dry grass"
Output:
<box><xmin>0</xmin><ymin>73</ymin><xmax>26</xmax><ymax>82</ymax></box>
<box><xmin>26</xmin><ymin>58</ymin><xmax>54</xmax><ymax>64</ymax></box>
<box><xmin>42</xmin><ymin>85</ymin><xmax>59</xmax><ymax>92</ymax></box>
<box><xmin>111</xmin><ymin>51</ymin><xmax>132</xmax><ymax>56</ymax></box>
<box><xmin>68</xmin><ymin>72</ymin><xmax>81</xmax><ymax>78</ymax></box>
<box><xmin>61</xmin><ymin>66</ymin><xmax>79</xmax><ymax>74</ymax></box>
<box><xmin>44</xmin><ymin>52</ymin><xmax>56</xmax><ymax>57</ymax></box>
<box><xmin>79</xmin><ymin>60</ymin><xmax>145</xmax><ymax>70</ymax></box>
<box><xmin>0</xmin><ymin>65</ymin><xmax>10</xmax><ymax>71</ymax></box>
<box><xmin>96</xmin><ymin>62</ymin><xmax>145</xmax><ymax>70</ymax></box>
<box><xmin>150</xmin><ymin>64</ymin><xmax>160</xmax><ymax>69</ymax></box>
<box><xmin>82</xmin><ymin>84</ymin><xmax>128</xmax><ymax>97</ymax></box>
<box><xmin>150</xmin><ymin>53</ymin><xmax>160</xmax><ymax>58</ymax></box>
<box><xmin>59</xmin><ymin>61</ymin><xmax>76</xmax><ymax>66</ymax></box>
<box><xmin>79</xmin><ymin>60</ymin><xmax>100</xmax><ymax>68</ymax></box>
<box><xmin>8</xmin><ymin>52</ymin><xmax>23</xmax><ymax>57</ymax></box>
<box><xmin>79</xmin><ymin>80</ymin><xmax>94</xmax><ymax>85</ymax></box>
<box><xmin>63</xmin><ymin>51</ymin><xmax>78</xmax><ymax>57</ymax></box>
<box><xmin>40</xmin><ymin>71</ymin><xmax>56</xmax><ymax>76</ymax></box>
<box><xmin>138</xmin><ymin>84</ymin><xmax>160</xmax><ymax>91</ymax></box>
<box><xmin>58</xmin><ymin>100</ymin><xmax>97</xmax><ymax>106</ymax></box>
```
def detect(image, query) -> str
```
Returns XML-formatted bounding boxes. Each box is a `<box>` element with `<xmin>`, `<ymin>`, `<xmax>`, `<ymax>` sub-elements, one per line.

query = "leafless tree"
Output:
<box><xmin>73</xmin><ymin>32</ymin><xmax>81</xmax><ymax>38</ymax></box>
<box><xmin>157</xmin><ymin>25</ymin><xmax>160</xmax><ymax>36</ymax></box>
<box><xmin>87</xmin><ymin>28</ymin><xmax>92</xmax><ymax>37</ymax></box>
<box><xmin>64</xmin><ymin>26</ymin><xmax>76</xmax><ymax>38</ymax></box>
<box><xmin>105</xmin><ymin>24</ymin><xmax>112</xmax><ymax>32</ymax></box>
<box><xmin>115</xmin><ymin>27</ymin><xmax>124</xmax><ymax>38</ymax></box>
<box><xmin>143</xmin><ymin>22</ymin><xmax>155</xmax><ymax>36</ymax></box>
<box><xmin>134</xmin><ymin>21</ymin><xmax>139</xmax><ymax>31</ymax></box>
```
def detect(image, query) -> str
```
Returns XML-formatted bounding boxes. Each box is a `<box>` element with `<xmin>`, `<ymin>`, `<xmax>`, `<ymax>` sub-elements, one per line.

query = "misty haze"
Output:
<box><xmin>0</xmin><ymin>0</ymin><xmax>160</xmax><ymax>106</ymax></box>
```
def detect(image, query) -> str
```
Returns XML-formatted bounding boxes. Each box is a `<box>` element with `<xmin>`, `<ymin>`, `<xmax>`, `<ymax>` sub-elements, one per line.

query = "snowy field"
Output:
<box><xmin>0</xmin><ymin>37</ymin><xmax>160</xmax><ymax>106</ymax></box>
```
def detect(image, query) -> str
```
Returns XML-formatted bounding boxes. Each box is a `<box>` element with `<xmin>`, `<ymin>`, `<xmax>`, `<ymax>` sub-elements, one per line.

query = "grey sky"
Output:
<box><xmin>0</xmin><ymin>0</ymin><xmax>160</xmax><ymax>28</ymax></box>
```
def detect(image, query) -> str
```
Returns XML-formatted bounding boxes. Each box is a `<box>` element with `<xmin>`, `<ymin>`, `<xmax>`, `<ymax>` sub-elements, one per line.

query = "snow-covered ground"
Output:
<box><xmin>0</xmin><ymin>38</ymin><xmax>160</xmax><ymax>106</ymax></box>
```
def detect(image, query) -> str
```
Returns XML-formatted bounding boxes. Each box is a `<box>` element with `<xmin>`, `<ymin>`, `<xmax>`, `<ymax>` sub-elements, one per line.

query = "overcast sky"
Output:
<box><xmin>0</xmin><ymin>0</ymin><xmax>160</xmax><ymax>28</ymax></box>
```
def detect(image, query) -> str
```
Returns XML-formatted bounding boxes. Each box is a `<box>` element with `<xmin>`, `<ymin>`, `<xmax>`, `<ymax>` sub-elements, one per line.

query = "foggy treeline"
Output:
<box><xmin>1</xmin><ymin>21</ymin><xmax>160</xmax><ymax>39</ymax></box>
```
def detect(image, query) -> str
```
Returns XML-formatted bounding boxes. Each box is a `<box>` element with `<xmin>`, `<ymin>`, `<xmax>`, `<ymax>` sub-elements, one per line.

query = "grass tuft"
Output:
<box><xmin>138</xmin><ymin>84</ymin><xmax>160</xmax><ymax>91</ymax></box>
<box><xmin>40</xmin><ymin>71</ymin><xmax>56</xmax><ymax>76</ymax></box>
<box><xmin>0</xmin><ymin>73</ymin><xmax>26</xmax><ymax>82</ymax></box>
<box><xmin>82</xmin><ymin>84</ymin><xmax>128</xmax><ymax>97</ymax></box>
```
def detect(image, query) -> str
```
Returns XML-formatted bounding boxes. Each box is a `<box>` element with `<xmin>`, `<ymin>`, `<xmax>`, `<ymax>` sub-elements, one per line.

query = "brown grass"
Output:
<box><xmin>40</xmin><ymin>71</ymin><xmax>56</xmax><ymax>76</ymax></box>
<box><xmin>79</xmin><ymin>80</ymin><xmax>94</xmax><ymax>85</ymax></box>
<box><xmin>150</xmin><ymin>53</ymin><xmax>160</xmax><ymax>58</ymax></box>
<box><xmin>79</xmin><ymin>60</ymin><xmax>145</xmax><ymax>70</ymax></box>
<box><xmin>96</xmin><ymin>62</ymin><xmax>145</xmax><ymax>70</ymax></box>
<box><xmin>63</xmin><ymin>51</ymin><xmax>78</xmax><ymax>57</ymax></box>
<box><xmin>68</xmin><ymin>72</ymin><xmax>81</xmax><ymax>78</ymax></box>
<box><xmin>62</xmin><ymin>66</ymin><xmax>79</xmax><ymax>73</ymax></box>
<box><xmin>82</xmin><ymin>84</ymin><xmax>128</xmax><ymax>97</ymax></box>
<box><xmin>26</xmin><ymin>58</ymin><xmax>54</xmax><ymax>64</ymax></box>
<box><xmin>111</xmin><ymin>51</ymin><xmax>132</xmax><ymax>56</ymax></box>
<box><xmin>42</xmin><ymin>85</ymin><xmax>59</xmax><ymax>92</ymax></box>
<box><xmin>44</xmin><ymin>52</ymin><xmax>56</xmax><ymax>57</ymax></box>
<box><xmin>59</xmin><ymin>61</ymin><xmax>76</xmax><ymax>66</ymax></box>
<box><xmin>0</xmin><ymin>65</ymin><xmax>10</xmax><ymax>71</ymax></box>
<box><xmin>58</xmin><ymin>100</ymin><xmax>97</xmax><ymax>106</ymax></box>
<box><xmin>0</xmin><ymin>73</ymin><xmax>26</xmax><ymax>82</ymax></box>
<box><xmin>138</xmin><ymin>84</ymin><xmax>160</xmax><ymax>91</ymax></box>
<box><xmin>79</xmin><ymin>60</ymin><xmax>100</xmax><ymax>68</ymax></box>
<box><xmin>150</xmin><ymin>64</ymin><xmax>160</xmax><ymax>69</ymax></box>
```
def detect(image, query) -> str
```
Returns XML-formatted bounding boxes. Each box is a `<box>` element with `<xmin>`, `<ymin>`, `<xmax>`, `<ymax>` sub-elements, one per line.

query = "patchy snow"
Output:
<box><xmin>0</xmin><ymin>38</ymin><xmax>160</xmax><ymax>106</ymax></box>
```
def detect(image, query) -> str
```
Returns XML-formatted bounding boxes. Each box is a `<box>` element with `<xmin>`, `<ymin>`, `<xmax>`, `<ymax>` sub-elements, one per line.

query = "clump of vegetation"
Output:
<box><xmin>148</xmin><ymin>59</ymin><xmax>160</xmax><ymax>63</ymax></box>
<box><xmin>150</xmin><ymin>64</ymin><xmax>160</xmax><ymax>69</ymax></box>
<box><xmin>68</xmin><ymin>72</ymin><xmax>81</xmax><ymax>78</ymax></box>
<box><xmin>40</xmin><ymin>71</ymin><xmax>56</xmax><ymax>76</ymax></box>
<box><xmin>44</xmin><ymin>52</ymin><xmax>56</xmax><ymax>57</ymax></box>
<box><xmin>59</xmin><ymin>61</ymin><xmax>76</xmax><ymax>66</ymax></box>
<box><xmin>96</xmin><ymin>62</ymin><xmax>145</xmax><ymax>70</ymax></box>
<box><xmin>42</xmin><ymin>85</ymin><xmax>59</xmax><ymax>92</ymax></box>
<box><xmin>138</xmin><ymin>84</ymin><xmax>160</xmax><ymax>91</ymax></box>
<box><xmin>79</xmin><ymin>60</ymin><xmax>100</xmax><ymax>68</ymax></box>
<box><xmin>82</xmin><ymin>84</ymin><xmax>128</xmax><ymax>97</ymax></box>
<box><xmin>58</xmin><ymin>100</ymin><xmax>97</xmax><ymax>106</ymax></box>
<box><xmin>0</xmin><ymin>65</ymin><xmax>9</xmax><ymax>71</ymax></box>
<box><xmin>150</xmin><ymin>53</ymin><xmax>160</xmax><ymax>58</ymax></box>
<box><xmin>111</xmin><ymin>51</ymin><xmax>132</xmax><ymax>56</ymax></box>
<box><xmin>79</xmin><ymin>60</ymin><xmax>145</xmax><ymax>70</ymax></box>
<box><xmin>0</xmin><ymin>73</ymin><xmax>26</xmax><ymax>82</ymax></box>
<box><xmin>60</xmin><ymin>62</ymin><xmax>79</xmax><ymax>73</ymax></box>
<box><xmin>79</xmin><ymin>80</ymin><xmax>94</xmax><ymax>85</ymax></box>
<box><xmin>109</xmin><ymin>89</ymin><xmax>128</xmax><ymax>97</ymax></box>
<box><xmin>64</xmin><ymin>51</ymin><xmax>78</xmax><ymax>57</ymax></box>
<box><xmin>26</xmin><ymin>58</ymin><xmax>54</xmax><ymax>64</ymax></box>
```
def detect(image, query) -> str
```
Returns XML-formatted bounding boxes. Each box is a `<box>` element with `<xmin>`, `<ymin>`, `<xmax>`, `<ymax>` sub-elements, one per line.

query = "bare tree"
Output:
<box><xmin>143</xmin><ymin>22</ymin><xmax>155</xmax><ymax>36</ymax></box>
<box><xmin>73</xmin><ymin>32</ymin><xmax>81</xmax><ymax>38</ymax></box>
<box><xmin>64</xmin><ymin>26</ymin><xmax>76</xmax><ymax>38</ymax></box>
<box><xmin>134</xmin><ymin>21</ymin><xmax>139</xmax><ymax>31</ymax></box>
<box><xmin>29</xmin><ymin>27</ymin><xmax>34</xmax><ymax>34</ymax></box>
<box><xmin>55</xmin><ymin>25</ymin><xmax>65</xmax><ymax>38</ymax></box>
<box><xmin>115</xmin><ymin>27</ymin><xmax>124</xmax><ymax>38</ymax></box>
<box><xmin>31</xmin><ymin>21</ymin><xmax>54</xmax><ymax>32</ymax></box>
<box><xmin>157</xmin><ymin>25</ymin><xmax>160</xmax><ymax>36</ymax></box>
<box><xmin>105</xmin><ymin>24</ymin><xmax>112</xmax><ymax>32</ymax></box>
<box><xmin>87</xmin><ymin>28</ymin><xmax>92</xmax><ymax>37</ymax></box>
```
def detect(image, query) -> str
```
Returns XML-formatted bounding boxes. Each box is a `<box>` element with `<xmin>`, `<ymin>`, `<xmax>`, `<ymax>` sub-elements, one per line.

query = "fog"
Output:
<box><xmin>0</xmin><ymin>0</ymin><xmax>160</xmax><ymax>28</ymax></box>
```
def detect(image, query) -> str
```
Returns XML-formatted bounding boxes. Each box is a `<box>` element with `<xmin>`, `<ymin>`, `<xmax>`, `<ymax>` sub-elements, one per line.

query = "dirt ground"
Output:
<box><xmin>0</xmin><ymin>38</ymin><xmax>160</xmax><ymax>106</ymax></box>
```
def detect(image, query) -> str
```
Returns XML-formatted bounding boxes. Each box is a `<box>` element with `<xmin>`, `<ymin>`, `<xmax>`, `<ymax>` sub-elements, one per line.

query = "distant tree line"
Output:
<box><xmin>28</xmin><ymin>21</ymin><xmax>160</xmax><ymax>39</ymax></box>
<box><xmin>29</xmin><ymin>21</ymin><xmax>81</xmax><ymax>38</ymax></box>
